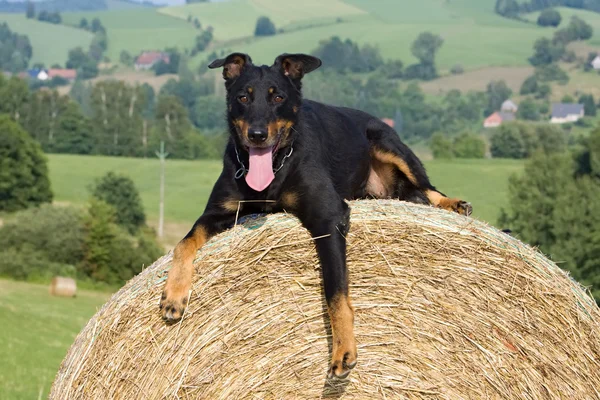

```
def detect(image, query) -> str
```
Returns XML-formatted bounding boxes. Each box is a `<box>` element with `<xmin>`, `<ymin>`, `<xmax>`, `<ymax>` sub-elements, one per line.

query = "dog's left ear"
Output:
<box><xmin>273</xmin><ymin>53</ymin><xmax>322</xmax><ymax>80</ymax></box>
<box><xmin>208</xmin><ymin>52</ymin><xmax>253</xmax><ymax>81</ymax></box>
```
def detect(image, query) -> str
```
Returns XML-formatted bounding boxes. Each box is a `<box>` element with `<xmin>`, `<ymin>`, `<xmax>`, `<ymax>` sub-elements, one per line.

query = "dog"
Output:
<box><xmin>160</xmin><ymin>52</ymin><xmax>472</xmax><ymax>379</ymax></box>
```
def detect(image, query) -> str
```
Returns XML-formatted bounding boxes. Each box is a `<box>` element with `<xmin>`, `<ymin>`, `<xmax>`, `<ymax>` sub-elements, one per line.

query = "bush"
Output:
<box><xmin>537</xmin><ymin>9</ymin><xmax>561</xmax><ymax>27</ymax></box>
<box><xmin>91</xmin><ymin>172</ymin><xmax>146</xmax><ymax>234</ymax></box>
<box><xmin>578</xmin><ymin>94</ymin><xmax>596</xmax><ymax>117</ymax></box>
<box><xmin>534</xmin><ymin>64</ymin><xmax>569</xmax><ymax>84</ymax></box>
<box><xmin>0</xmin><ymin>115</ymin><xmax>53</xmax><ymax>212</ymax></box>
<box><xmin>254</xmin><ymin>16</ymin><xmax>276</xmax><ymax>36</ymax></box>
<box><xmin>453</xmin><ymin>133</ymin><xmax>486</xmax><ymax>158</ymax></box>
<box><xmin>517</xmin><ymin>98</ymin><xmax>541</xmax><ymax>121</ymax></box>
<box><xmin>520</xmin><ymin>75</ymin><xmax>538</xmax><ymax>95</ymax></box>
<box><xmin>490</xmin><ymin>122</ymin><xmax>565</xmax><ymax>159</ymax></box>
<box><xmin>450</xmin><ymin>64</ymin><xmax>464</xmax><ymax>75</ymax></box>
<box><xmin>430</xmin><ymin>133</ymin><xmax>454</xmax><ymax>159</ymax></box>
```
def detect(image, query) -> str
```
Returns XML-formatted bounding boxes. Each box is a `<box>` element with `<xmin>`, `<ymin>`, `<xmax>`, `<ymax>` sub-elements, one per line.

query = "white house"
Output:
<box><xmin>550</xmin><ymin>103</ymin><xmax>585</xmax><ymax>124</ymax></box>
<box><xmin>501</xmin><ymin>99</ymin><xmax>518</xmax><ymax>113</ymax></box>
<box><xmin>37</xmin><ymin>70</ymin><xmax>49</xmax><ymax>81</ymax></box>
<box><xmin>591</xmin><ymin>55</ymin><xmax>600</xmax><ymax>70</ymax></box>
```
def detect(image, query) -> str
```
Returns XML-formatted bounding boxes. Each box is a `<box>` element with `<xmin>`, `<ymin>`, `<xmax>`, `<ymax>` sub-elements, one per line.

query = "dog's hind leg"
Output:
<box><xmin>365</xmin><ymin>119</ymin><xmax>472</xmax><ymax>216</ymax></box>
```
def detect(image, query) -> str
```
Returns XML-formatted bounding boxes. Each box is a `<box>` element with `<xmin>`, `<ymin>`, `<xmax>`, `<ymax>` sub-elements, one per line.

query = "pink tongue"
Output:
<box><xmin>246</xmin><ymin>146</ymin><xmax>275</xmax><ymax>192</ymax></box>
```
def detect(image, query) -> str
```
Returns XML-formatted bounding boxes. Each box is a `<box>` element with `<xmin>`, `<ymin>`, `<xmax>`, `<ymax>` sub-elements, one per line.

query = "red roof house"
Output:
<box><xmin>135</xmin><ymin>51</ymin><xmax>170</xmax><ymax>70</ymax></box>
<box><xmin>381</xmin><ymin>118</ymin><xmax>395</xmax><ymax>128</ymax></box>
<box><xmin>48</xmin><ymin>69</ymin><xmax>77</xmax><ymax>81</ymax></box>
<box><xmin>483</xmin><ymin>111</ymin><xmax>515</xmax><ymax>128</ymax></box>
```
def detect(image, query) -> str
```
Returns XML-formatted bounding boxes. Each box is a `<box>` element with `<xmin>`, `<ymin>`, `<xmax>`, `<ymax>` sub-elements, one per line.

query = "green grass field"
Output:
<box><xmin>0</xmin><ymin>279</ymin><xmax>110</xmax><ymax>400</ymax></box>
<box><xmin>0</xmin><ymin>14</ymin><xmax>93</xmax><ymax>66</ymax></box>
<box><xmin>182</xmin><ymin>0</ymin><xmax>549</xmax><ymax>70</ymax></box>
<box><xmin>61</xmin><ymin>8</ymin><xmax>197</xmax><ymax>61</ymax></box>
<box><xmin>47</xmin><ymin>154</ymin><xmax>523</xmax><ymax>226</ymax></box>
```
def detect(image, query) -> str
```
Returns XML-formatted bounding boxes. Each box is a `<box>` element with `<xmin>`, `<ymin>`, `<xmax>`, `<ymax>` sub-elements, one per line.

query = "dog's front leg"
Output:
<box><xmin>296</xmin><ymin>194</ymin><xmax>357</xmax><ymax>379</ymax></box>
<box><xmin>160</xmin><ymin>199</ymin><xmax>238</xmax><ymax>322</ymax></box>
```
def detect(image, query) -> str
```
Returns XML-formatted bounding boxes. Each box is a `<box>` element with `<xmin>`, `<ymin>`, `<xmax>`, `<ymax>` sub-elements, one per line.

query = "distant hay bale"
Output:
<box><xmin>49</xmin><ymin>277</ymin><xmax>76</xmax><ymax>297</ymax></box>
<box><xmin>50</xmin><ymin>200</ymin><xmax>600</xmax><ymax>399</ymax></box>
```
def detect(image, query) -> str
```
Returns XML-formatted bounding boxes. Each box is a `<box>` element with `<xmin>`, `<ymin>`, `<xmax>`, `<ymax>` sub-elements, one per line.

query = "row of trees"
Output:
<box><xmin>500</xmin><ymin>125</ymin><xmax>600</xmax><ymax>301</ymax></box>
<box><xmin>496</xmin><ymin>0</ymin><xmax>600</xmax><ymax>18</ymax></box>
<box><xmin>529</xmin><ymin>16</ymin><xmax>593</xmax><ymax>67</ymax></box>
<box><xmin>312</xmin><ymin>32</ymin><xmax>444</xmax><ymax>80</ymax></box>
<box><xmin>0</xmin><ymin>23</ymin><xmax>33</xmax><ymax>73</ymax></box>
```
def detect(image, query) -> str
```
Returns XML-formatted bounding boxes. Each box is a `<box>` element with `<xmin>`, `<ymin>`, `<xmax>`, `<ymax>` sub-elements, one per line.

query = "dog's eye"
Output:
<box><xmin>273</xmin><ymin>95</ymin><xmax>284</xmax><ymax>103</ymax></box>
<box><xmin>238</xmin><ymin>95</ymin><xmax>249</xmax><ymax>104</ymax></box>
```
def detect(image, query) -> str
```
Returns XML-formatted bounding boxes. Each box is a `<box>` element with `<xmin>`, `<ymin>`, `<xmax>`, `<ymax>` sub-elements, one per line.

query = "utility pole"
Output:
<box><xmin>155</xmin><ymin>141</ymin><xmax>168</xmax><ymax>238</ymax></box>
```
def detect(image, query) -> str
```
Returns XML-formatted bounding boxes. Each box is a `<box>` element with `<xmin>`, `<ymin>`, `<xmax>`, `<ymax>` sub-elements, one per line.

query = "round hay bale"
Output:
<box><xmin>50</xmin><ymin>200</ymin><xmax>600</xmax><ymax>399</ymax></box>
<box><xmin>49</xmin><ymin>276</ymin><xmax>76</xmax><ymax>297</ymax></box>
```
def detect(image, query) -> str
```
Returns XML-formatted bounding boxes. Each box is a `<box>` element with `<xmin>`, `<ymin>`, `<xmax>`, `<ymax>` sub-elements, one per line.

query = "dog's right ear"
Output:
<box><xmin>208</xmin><ymin>53</ymin><xmax>253</xmax><ymax>81</ymax></box>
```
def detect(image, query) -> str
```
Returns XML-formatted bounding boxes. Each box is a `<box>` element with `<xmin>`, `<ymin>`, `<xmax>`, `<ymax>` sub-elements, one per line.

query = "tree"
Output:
<box><xmin>562</xmin><ymin>94</ymin><xmax>575</xmax><ymax>103</ymax></box>
<box><xmin>119</xmin><ymin>50</ymin><xmax>133</xmax><ymax>66</ymax></box>
<box><xmin>537</xmin><ymin>9</ymin><xmax>562</xmax><ymax>27</ymax></box>
<box><xmin>517</xmin><ymin>98</ymin><xmax>541</xmax><ymax>121</ymax></box>
<box><xmin>91</xmin><ymin>172</ymin><xmax>146</xmax><ymax>234</ymax></box>
<box><xmin>520</xmin><ymin>75</ymin><xmax>538</xmax><ymax>95</ymax></box>
<box><xmin>53</xmin><ymin>101</ymin><xmax>94</xmax><ymax>154</ymax></box>
<box><xmin>485</xmin><ymin>80</ymin><xmax>512</xmax><ymax>116</ymax></box>
<box><xmin>566</xmin><ymin>16</ymin><xmax>593</xmax><ymax>41</ymax></box>
<box><xmin>494</xmin><ymin>0</ymin><xmax>519</xmax><ymax>17</ymax></box>
<box><xmin>25</xmin><ymin>1</ymin><xmax>35</xmax><ymax>19</ymax></box>
<box><xmin>453</xmin><ymin>133</ymin><xmax>486</xmax><ymax>158</ymax></box>
<box><xmin>490</xmin><ymin>123</ymin><xmax>528</xmax><ymax>159</ymax></box>
<box><xmin>498</xmin><ymin>152</ymin><xmax>572</xmax><ymax>253</ymax></box>
<box><xmin>535</xmin><ymin>83</ymin><xmax>551</xmax><ymax>99</ymax></box>
<box><xmin>91</xmin><ymin>17</ymin><xmax>105</xmax><ymax>33</ymax></box>
<box><xmin>66</xmin><ymin>47</ymin><xmax>98</xmax><ymax>79</ymax></box>
<box><xmin>312</xmin><ymin>36</ymin><xmax>384</xmax><ymax>73</ymax></box>
<box><xmin>430</xmin><ymin>133</ymin><xmax>454</xmax><ymax>159</ymax></box>
<box><xmin>0</xmin><ymin>115</ymin><xmax>53</xmax><ymax>212</ymax></box>
<box><xmin>193</xmin><ymin>30</ymin><xmax>213</xmax><ymax>53</ymax></box>
<box><xmin>579</xmin><ymin>94</ymin><xmax>596</xmax><ymax>117</ymax></box>
<box><xmin>529</xmin><ymin>37</ymin><xmax>565</xmax><ymax>66</ymax></box>
<box><xmin>411</xmin><ymin>32</ymin><xmax>443</xmax><ymax>66</ymax></box>
<box><xmin>254</xmin><ymin>16</ymin><xmax>276</xmax><ymax>36</ymax></box>
<box><xmin>79</xmin><ymin>17</ymin><xmax>89</xmax><ymax>29</ymax></box>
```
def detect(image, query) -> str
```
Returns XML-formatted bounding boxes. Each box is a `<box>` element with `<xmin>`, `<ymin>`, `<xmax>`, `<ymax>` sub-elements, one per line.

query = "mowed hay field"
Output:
<box><xmin>0</xmin><ymin>280</ymin><xmax>110</xmax><ymax>400</ymax></box>
<box><xmin>0</xmin><ymin>14</ymin><xmax>93</xmax><ymax>66</ymax></box>
<box><xmin>47</xmin><ymin>154</ymin><xmax>523</xmax><ymax>227</ymax></box>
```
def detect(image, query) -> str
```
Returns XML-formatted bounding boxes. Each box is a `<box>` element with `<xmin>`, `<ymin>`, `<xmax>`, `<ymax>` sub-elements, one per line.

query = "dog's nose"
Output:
<box><xmin>248</xmin><ymin>129</ymin><xmax>268</xmax><ymax>144</ymax></box>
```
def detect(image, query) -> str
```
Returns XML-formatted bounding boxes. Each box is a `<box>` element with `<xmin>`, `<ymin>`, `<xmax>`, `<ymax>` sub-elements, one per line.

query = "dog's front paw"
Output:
<box><xmin>455</xmin><ymin>200</ymin><xmax>472</xmax><ymax>216</ymax></box>
<box><xmin>160</xmin><ymin>283</ymin><xmax>189</xmax><ymax>322</ymax></box>
<box><xmin>327</xmin><ymin>336</ymin><xmax>357</xmax><ymax>379</ymax></box>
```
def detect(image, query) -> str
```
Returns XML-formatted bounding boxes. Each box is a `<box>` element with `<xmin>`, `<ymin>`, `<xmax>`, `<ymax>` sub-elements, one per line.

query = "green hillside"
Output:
<box><xmin>61</xmin><ymin>8</ymin><xmax>197</xmax><ymax>61</ymax></box>
<box><xmin>167</xmin><ymin>0</ymin><xmax>550</xmax><ymax>69</ymax></box>
<box><xmin>0</xmin><ymin>14</ymin><xmax>93</xmax><ymax>66</ymax></box>
<box><xmin>47</xmin><ymin>154</ymin><xmax>523</xmax><ymax>226</ymax></box>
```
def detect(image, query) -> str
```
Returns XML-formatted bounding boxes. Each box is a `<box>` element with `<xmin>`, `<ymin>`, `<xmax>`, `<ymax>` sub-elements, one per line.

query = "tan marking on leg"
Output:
<box><xmin>221</xmin><ymin>198</ymin><xmax>241</xmax><ymax>213</ymax></box>
<box><xmin>280</xmin><ymin>191</ymin><xmax>298</xmax><ymax>210</ymax></box>
<box><xmin>371</xmin><ymin>148</ymin><xmax>418</xmax><ymax>186</ymax></box>
<box><xmin>427</xmin><ymin>190</ymin><xmax>472</xmax><ymax>216</ymax></box>
<box><xmin>328</xmin><ymin>294</ymin><xmax>357</xmax><ymax>379</ymax></box>
<box><xmin>161</xmin><ymin>227</ymin><xmax>208</xmax><ymax>321</ymax></box>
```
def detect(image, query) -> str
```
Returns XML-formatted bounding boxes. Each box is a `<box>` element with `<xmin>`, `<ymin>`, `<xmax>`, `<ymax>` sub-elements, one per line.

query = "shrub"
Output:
<box><xmin>91</xmin><ymin>172</ymin><xmax>146</xmax><ymax>234</ymax></box>
<box><xmin>453</xmin><ymin>133</ymin><xmax>486</xmax><ymax>158</ymax></box>
<box><xmin>520</xmin><ymin>75</ymin><xmax>538</xmax><ymax>95</ymax></box>
<box><xmin>537</xmin><ymin>9</ymin><xmax>561</xmax><ymax>27</ymax></box>
<box><xmin>430</xmin><ymin>133</ymin><xmax>454</xmax><ymax>159</ymax></box>
<box><xmin>0</xmin><ymin>115</ymin><xmax>53</xmax><ymax>212</ymax></box>
<box><xmin>450</xmin><ymin>64</ymin><xmax>464</xmax><ymax>75</ymax></box>
<box><xmin>254</xmin><ymin>16</ymin><xmax>276</xmax><ymax>36</ymax></box>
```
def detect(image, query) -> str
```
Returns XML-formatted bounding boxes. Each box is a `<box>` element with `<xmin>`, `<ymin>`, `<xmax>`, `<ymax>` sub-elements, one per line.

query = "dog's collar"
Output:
<box><xmin>233</xmin><ymin>141</ymin><xmax>294</xmax><ymax>180</ymax></box>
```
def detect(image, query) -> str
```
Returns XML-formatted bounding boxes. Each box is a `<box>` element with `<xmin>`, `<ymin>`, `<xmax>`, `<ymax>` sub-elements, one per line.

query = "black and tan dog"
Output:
<box><xmin>160</xmin><ymin>52</ymin><xmax>472</xmax><ymax>379</ymax></box>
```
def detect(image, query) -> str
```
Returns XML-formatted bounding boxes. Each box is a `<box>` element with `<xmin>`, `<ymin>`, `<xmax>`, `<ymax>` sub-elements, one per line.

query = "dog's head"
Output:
<box><xmin>209</xmin><ymin>52</ymin><xmax>321</xmax><ymax>191</ymax></box>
